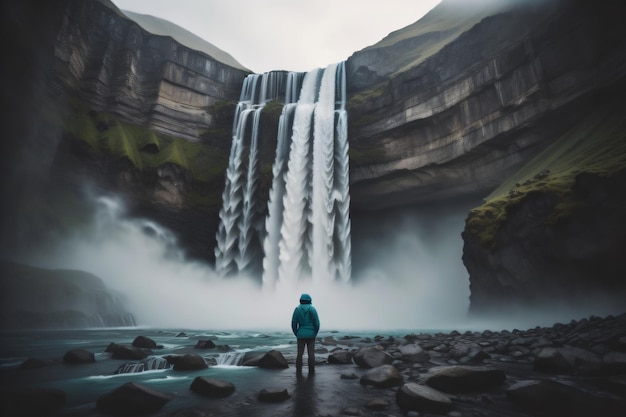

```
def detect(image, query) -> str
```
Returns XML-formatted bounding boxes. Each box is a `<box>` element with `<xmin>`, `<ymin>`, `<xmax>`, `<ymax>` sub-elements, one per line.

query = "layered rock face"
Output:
<box><xmin>54</xmin><ymin>0</ymin><xmax>248</xmax><ymax>140</ymax></box>
<box><xmin>346</xmin><ymin>0</ymin><xmax>626</xmax><ymax>210</ymax></box>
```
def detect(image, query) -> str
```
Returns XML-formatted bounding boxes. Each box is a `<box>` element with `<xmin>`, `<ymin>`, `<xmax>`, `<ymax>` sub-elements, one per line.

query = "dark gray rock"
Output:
<box><xmin>132</xmin><ymin>335</ymin><xmax>158</xmax><ymax>349</ymax></box>
<box><xmin>506</xmin><ymin>379</ymin><xmax>625</xmax><ymax>417</ymax></box>
<box><xmin>258</xmin><ymin>387</ymin><xmax>289</xmax><ymax>402</ymax></box>
<box><xmin>534</xmin><ymin>346</ymin><xmax>603</xmax><ymax>375</ymax></box>
<box><xmin>353</xmin><ymin>347</ymin><xmax>393</xmax><ymax>368</ymax></box>
<box><xmin>398</xmin><ymin>344</ymin><xmax>430</xmax><ymax>363</ymax></box>
<box><xmin>425</xmin><ymin>366</ymin><xmax>506</xmax><ymax>393</ymax></box>
<box><xmin>396</xmin><ymin>382</ymin><xmax>454</xmax><ymax>413</ymax></box>
<box><xmin>257</xmin><ymin>350</ymin><xmax>289</xmax><ymax>369</ymax></box>
<box><xmin>173</xmin><ymin>354</ymin><xmax>207</xmax><ymax>371</ymax></box>
<box><xmin>195</xmin><ymin>339</ymin><xmax>216</xmax><ymax>349</ymax></box>
<box><xmin>63</xmin><ymin>349</ymin><xmax>95</xmax><ymax>364</ymax></box>
<box><xmin>328</xmin><ymin>350</ymin><xmax>353</xmax><ymax>364</ymax></box>
<box><xmin>360</xmin><ymin>365</ymin><xmax>403</xmax><ymax>388</ymax></box>
<box><xmin>96</xmin><ymin>382</ymin><xmax>172</xmax><ymax>416</ymax></box>
<box><xmin>107</xmin><ymin>343</ymin><xmax>153</xmax><ymax>360</ymax></box>
<box><xmin>190</xmin><ymin>377</ymin><xmax>235</xmax><ymax>398</ymax></box>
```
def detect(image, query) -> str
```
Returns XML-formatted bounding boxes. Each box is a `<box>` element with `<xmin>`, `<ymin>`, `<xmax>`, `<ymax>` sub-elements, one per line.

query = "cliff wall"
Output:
<box><xmin>346</xmin><ymin>0</ymin><xmax>626</xmax><ymax>210</ymax></box>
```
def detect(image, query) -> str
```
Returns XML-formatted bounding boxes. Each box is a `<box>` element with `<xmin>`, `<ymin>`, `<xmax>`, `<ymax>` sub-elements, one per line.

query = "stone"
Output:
<box><xmin>190</xmin><ymin>377</ymin><xmax>235</xmax><ymax>398</ymax></box>
<box><xmin>534</xmin><ymin>346</ymin><xmax>603</xmax><ymax>375</ymax></box>
<box><xmin>506</xmin><ymin>379</ymin><xmax>624</xmax><ymax>417</ymax></box>
<box><xmin>19</xmin><ymin>358</ymin><xmax>53</xmax><ymax>370</ymax></box>
<box><xmin>353</xmin><ymin>347</ymin><xmax>393</xmax><ymax>368</ymax></box>
<box><xmin>257</xmin><ymin>350</ymin><xmax>289</xmax><ymax>369</ymax></box>
<box><xmin>107</xmin><ymin>343</ymin><xmax>153</xmax><ymax>360</ymax></box>
<box><xmin>96</xmin><ymin>382</ymin><xmax>172</xmax><ymax>416</ymax></box>
<box><xmin>195</xmin><ymin>339</ymin><xmax>216</xmax><ymax>349</ymax></box>
<box><xmin>173</xmin><ymin>354</ymin><xmax>207</xmax><ymax>371</ymax></box>
<box><xmin>360</xmin><ymin>365</ymin><xmax>404</xmax><ymax>388</ymax></box>
<box><xmin>396</xmin><ymin>382</ymin><xmax>454</xmax><ymax>413</ymax></box>
<box><xmin>398</xmin><ymin>344</ymin><xmax>430</xmax><ymax>363</ymax></box>
<box><xmin>366</xmin><ymin>398</ymin><xmax>389</xmax><ymax>410</ymax></box>
<box><xmin>328</xmin><ymin>350</ymin><xmax>353</xmax><ymax>364</ymax></box>
<box><xmin>63</xmin><ymin>349</ymin><xmax>95</xmax><ymax>364</ymax></box>
<box><xmin>425</xmin><ymin>366</ymin><xmax>505</xmax><ymax>393</ymax></box>
<box><xmin>258</xmin><ymin>388</ymin><xmax>289</xmax><ymax>402</ymax></box>
<box><xmin>132</xmin><ymin>335</ymin><xmax>158</xmax><ymax>349</ymax></box>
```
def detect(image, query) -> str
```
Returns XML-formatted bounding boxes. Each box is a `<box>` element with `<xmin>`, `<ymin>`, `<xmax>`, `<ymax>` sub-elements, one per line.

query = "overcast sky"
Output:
<box><xmin>111</xmin><ymin>0</ymin><xmax>441</xmax><ymax>73</ymax></box>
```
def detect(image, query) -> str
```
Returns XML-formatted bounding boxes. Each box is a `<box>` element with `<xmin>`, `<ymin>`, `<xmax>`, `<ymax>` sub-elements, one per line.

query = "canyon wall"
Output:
<box><xmin>2</xmin><ymin>0</ymin><xmax>625</xmax><ymax>313</ymax></box>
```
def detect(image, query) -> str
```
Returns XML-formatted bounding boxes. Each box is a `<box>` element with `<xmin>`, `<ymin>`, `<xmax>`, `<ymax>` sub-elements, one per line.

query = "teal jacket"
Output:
<box><xmin>291</xmin><ymin>304</ymin><xmax>320</xmax><ymax>339</ymax></box>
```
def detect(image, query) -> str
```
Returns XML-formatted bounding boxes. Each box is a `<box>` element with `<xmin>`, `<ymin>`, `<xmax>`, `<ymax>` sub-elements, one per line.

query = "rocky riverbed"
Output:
<box><xmin>1</xmin><ymin>313</ymin><xmax>625</xmax><ymax>416</ymax></box>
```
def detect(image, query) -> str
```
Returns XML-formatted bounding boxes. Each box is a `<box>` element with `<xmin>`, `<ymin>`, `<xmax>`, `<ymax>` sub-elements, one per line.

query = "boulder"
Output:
<box><xmin>398</xmin><ymin>344</ymin><xmax>430</xmax><ymax>363</ymax></box>
<box><xmin>328</xmin><ymin>350</ymin><xmax>353</xmax><ymax>364</ymax></box>
<box><xmin>425</xmin><ymin>366</ymin><xmax>505</xmax><ymax>393</ymax></box>
<box><xmin>19</xmin><ymin>358</ymin><xmax>53</xmax><ymax>370</ymax></box>
<box><xmin>506</xmin><ymin>379</ymin><xmax>624</xmax><ymax>417</ymax></box>
<box><xmin>190</xmin><ymin>377</ymin><xmax>235</xmax><ymax>398</ymax></box>
<box><xmin>63</xmin><ymin>349</ymin><xmax>95</xmax><ymax>364</ymax></box>
<box><xmin>132</xmin><ymin>335</ymin><xmax>158</xmax><ymax>349</ymax></box>
<box><xmin>96</xmin><ymin>382</ymin><xmax>172</xmax><ymax>416</ymax></box>
<box><xmin>257</xmin><ymin>350</ymin><xmax>289</xmax><ymax>369</ymax></box>
<box><xmin>353</xmin><ymin>347</ymin><xmax>393</xmax><ymax>368</ymax></box>
<box><xmin>534</xmin><ymin>346</ymin><xmax>603</xmax><ymax>375</ymax></box>
<box><xmin>0</xmin><ymin>387</ymin><xmax>66</xmax><ymax>416</ymax></box>
<box><xmin>195</xmin><ymin>340</ymin><xmax>216</xmax><ymax>349</ymax></box>
<box><xmin>173</xmin><ymin>354</ymin><xmax>208</xmax><ymax>371</ymax></box>
<box><xmin>258</xmin><ymin>387</ymin><xmax>290</xmax><ymax>402</ymax></box>
<box><xmin>396</xmin><ymin>383</ymin><xmax>454</xmax><ymax>413</ymax></box>
<box><xmin>107</xmin><ymin>343</ymin><xmax>152</xmax><ymax>360</ymax></box>
<box><xmin>360</xmin><ymin>364</ymin><xmax>404</xmax><ymax>388</ymax></box>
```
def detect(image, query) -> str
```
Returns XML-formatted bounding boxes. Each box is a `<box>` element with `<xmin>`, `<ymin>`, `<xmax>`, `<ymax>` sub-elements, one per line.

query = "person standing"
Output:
<box><xmin>291</xmin><ymin>293</ymin><xmax>320</xmax><ymax>374</ymax></box>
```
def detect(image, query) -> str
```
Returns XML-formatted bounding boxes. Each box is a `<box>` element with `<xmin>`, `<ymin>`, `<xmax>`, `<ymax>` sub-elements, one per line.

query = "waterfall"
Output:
<box><xmin>215</xmin><ymin>63</ymin><xmax>350</xmax><ymax>286</ymax></box>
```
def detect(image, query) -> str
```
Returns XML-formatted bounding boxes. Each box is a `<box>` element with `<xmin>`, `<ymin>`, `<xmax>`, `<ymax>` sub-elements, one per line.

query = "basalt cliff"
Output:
<box><xmin>1</xmin><ymin>0</ymin><xmax>626</xmax><ymax>316</ymax></box>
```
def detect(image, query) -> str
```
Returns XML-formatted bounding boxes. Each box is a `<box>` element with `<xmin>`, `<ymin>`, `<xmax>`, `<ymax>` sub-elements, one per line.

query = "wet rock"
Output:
<box><xmin>107</xmin><ymin>343</ymin><xmax>153</xmax><ymax>360</ymax></box>
<box><xmin>63</xmin><ymin>348</ymin><xmax>95</xmax><ymax>364</ymax></box>
<box><xmin>0</xmin><ymin>387</ymin><xmax>66</xmax><ymax>417</ymax></box>
<box><xmin>353</xmin><ymin>346</ymin><xmax>393</xmax><ymax>368</ymax></box>
<box><xmin>341</xmin><ymin>373</ymin><xmax>359</xmax><ymax>379</ymax></box>
<box><xmin>366</xmin><ymin>398</ymin><xmax>389</xmax><ymax>410</ymax></box>
<box><xmin>506</xmin><ymin>379</ymin><xmax>625</xmax><ymax>417</ymax></box>
<box><xmin>360</xmin><ymin>364</ymin><xmax>404</xmax><ymax>388</ymax></box>
<box><xmin>19</xmin><ymin>357</ymin><xmax>53</xmax><ymax>370</ymax></box>
<box><xmin>97</xmin><ymin>382</ymin><xmax>172</xmax><ymax>416</ymax></box>
<box><xmin>396</xmin><ymin>382</ymin><xmax>454</xmax><ymax>413</ymax></box>
<box><xmin>195</xmin><ymin>340</ymin><xmax>216</xmax><ymax>349</ymax></box>
<box><xmin>425</xmin><ymin>366</ymin><xmax>505</xmax><ymax>393</ymax></box>
<box><xmin>398</xmin><ymin>344</ymin><xmax>430</xmax><ymax>363</ymax></box>
<box><xmin>258</xmin><ymin>387</ymin><xmax>289</xmax><ymax>402</ymax></box>
<box><xmin>534</xmin><ymin>346</ymin><xmax>603</xmax><ymax>375</ymax></box>
<box><xmin>328</xmin><ymin>350</ymin><xmax>353</xmax><ymax>364</ymax></box>
<box><xmin>173</xmin><ymin>353</ymin><xmax>207</xmax><ymax>371</ymax></box>
<box><xmin>132</xmin><ymin>335</ymin><xmax>159</xmax><ymax>349</ymax></box>
<box><xmin>258</xmin><ymin>349</ymin><xmax>289</xmax><ymax>369</ymax></box>
<box><xmin>342</xmin><ymin>407</ymin><xmax>362</xmax><ymax>415</ymax></box>
<box><xmin>190</xmin><ymin>377</ymin><xmax>235</xmax><ymax>398</ymax></box>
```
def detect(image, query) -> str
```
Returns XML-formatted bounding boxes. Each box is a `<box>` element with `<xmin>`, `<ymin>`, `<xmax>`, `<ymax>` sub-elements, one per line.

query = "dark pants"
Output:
<box><xmin>296</xmin><ymin>338</ymin><xmax>315</xmax><ymax>372</ymax></box>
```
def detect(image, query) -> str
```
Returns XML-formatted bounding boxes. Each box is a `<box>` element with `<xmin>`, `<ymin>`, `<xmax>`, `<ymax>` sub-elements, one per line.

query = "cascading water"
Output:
<box><xmin>215</xmin><ymin>63</ymin><xmax>351</xmax><ymax>286</ymax></box>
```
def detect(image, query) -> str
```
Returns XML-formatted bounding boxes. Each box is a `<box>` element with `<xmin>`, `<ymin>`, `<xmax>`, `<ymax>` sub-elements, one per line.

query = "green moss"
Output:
<box><xmin>467</xmin><ymin>102</ymin><xmax>626</xmax><ymax>249</ymax></box>
<box><xmin>261</xmin><ymin>99</ymin><xmax>284</xmax><ymax>119</ymax></box>
<box><xmin>63</xmin><ymin>98</ymin><xmax>229</xmax><ymax>184</ymax></box>
<box><xmin>347</xmin><ymin>85</ymin><xmax>386</xmax><ymax>111</ymax></box>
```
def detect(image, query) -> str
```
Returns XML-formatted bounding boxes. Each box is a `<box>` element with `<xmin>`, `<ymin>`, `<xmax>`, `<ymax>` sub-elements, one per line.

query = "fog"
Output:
<box><xmin>19</xmin><ymin>193</ymin><xmax>621</xmax><ymax>332</ymax></box>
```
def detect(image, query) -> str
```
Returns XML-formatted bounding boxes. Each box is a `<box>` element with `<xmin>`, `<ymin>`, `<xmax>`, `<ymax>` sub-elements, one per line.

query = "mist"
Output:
<box><xmin>17</xmin><ymin>192</ymin><xmax>618</xmax><ymax>332</ymax></box>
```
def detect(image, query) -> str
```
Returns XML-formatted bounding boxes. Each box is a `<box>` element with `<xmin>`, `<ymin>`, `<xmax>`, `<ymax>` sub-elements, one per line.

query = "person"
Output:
<box><xmin>291</xmin><ymin>293</ymin><xmax>320</xmax><ymax>374</ymax></box>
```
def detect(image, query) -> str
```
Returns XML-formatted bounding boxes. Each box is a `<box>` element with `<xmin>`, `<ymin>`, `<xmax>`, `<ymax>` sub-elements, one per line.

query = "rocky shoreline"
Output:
<box><xmin>1</xmin><ymin>313</ymin><xmax>625</xmax><ymax>416</ymax></box>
